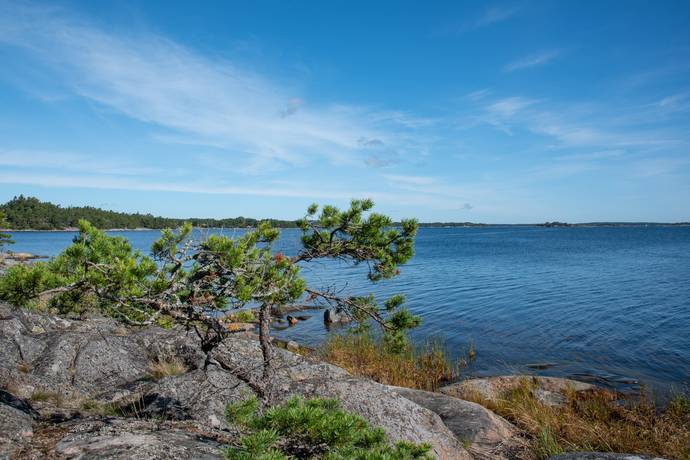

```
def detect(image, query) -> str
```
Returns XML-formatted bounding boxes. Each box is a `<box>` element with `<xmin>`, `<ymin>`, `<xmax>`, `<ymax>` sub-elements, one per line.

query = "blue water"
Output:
<box><xmin>6</xmin><ymin>227</ymin><xmax>690</xmax><ymax>396</ymax></box>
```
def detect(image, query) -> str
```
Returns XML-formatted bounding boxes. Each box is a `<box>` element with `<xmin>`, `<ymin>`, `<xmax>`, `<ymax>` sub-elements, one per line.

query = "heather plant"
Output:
<box><xmin>224</xmin><ymin>396</ymin><xmax>432</xmax><ymax>460</ymax></box>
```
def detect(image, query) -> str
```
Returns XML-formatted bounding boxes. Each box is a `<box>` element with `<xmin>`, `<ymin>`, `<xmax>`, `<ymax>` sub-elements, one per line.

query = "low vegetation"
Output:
<box><xmin>30</xmin><ymin>390</ymin><xmax>64</xmax><ymax>407</ymax></box>
<box><xmin>147</xmin><ymin>356</ymin><xmax>188</xmax><ymax>381</ymax></box>
<box><xmin>230</xmin><ymin>309</ymin><xmax>256</xmax><ymax>323</ymax></box>
<box><xmin>460</xmin><ymin>377</ymin><xmax>690</xmax><ymax>459</ymax></box>
<box><xmin>321</xmin><ymin>333</ymin><xmax>457</xmax><ymax>391</ymax></box>
<box><xmin>224</xmin><ymin>395</ymin><xmax>432</xmax><ymax>459</ymax></box>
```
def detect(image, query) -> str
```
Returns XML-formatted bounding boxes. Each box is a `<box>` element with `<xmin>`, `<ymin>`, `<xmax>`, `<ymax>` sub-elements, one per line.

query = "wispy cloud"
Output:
<box><xmin>475</xmin><ymin>6</ymin><xmax>519</xmax><ymax>28</ymax></box>
<box><xmin>465</xmin><ymin>89</ymin><xmax>492</xmax><ymax>101</ymax></box>
<box><xmin>486</xmin><ymin>97</ymin><xmax>538</xmax><ymax>117</ymax></box>
<box><xmin>478</xmin><ymin>95</ymin><xmax>684</xmax><ymax>149</ymax></box>
<box><xmin>0</xmin><ymin>149</ymin><xmax>166</xmax><ymax>176</ymax></box>
<box><xmin>383</xmin><ymin>174</ymin><xmax>438</xmax><ymax>186</ymax></box>
<box><xmin>0</xmin><ymin>3</ymin><xmax>430</xmax><ymax>171</ymax></box>
<box><xmin>504</xmin><ymin>50</ymin><xmax>562</xmax><ymax>72</ymax></box>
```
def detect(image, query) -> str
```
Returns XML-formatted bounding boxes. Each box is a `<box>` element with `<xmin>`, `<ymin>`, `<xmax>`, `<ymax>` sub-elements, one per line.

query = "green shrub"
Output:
<box><xmin>232</xmin><ymin>310</ymin><xmax>256</xmax><ymax>323</ymax></box>
<box><xmin>224</xmin><ymin>396</ymin><xmax>431</xmax><ymax>459</ymax></box>
<box><xmin>0</xmin><ymin>262</ymin><xmax>66</xmax><ymax>307</ymax></box>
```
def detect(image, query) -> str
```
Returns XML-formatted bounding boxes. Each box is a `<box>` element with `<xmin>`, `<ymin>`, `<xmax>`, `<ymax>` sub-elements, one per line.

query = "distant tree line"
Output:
<box><xmin>0</xmin><ymin>196</ymin><xmax>299</xmax><ymax>230</ymax></box>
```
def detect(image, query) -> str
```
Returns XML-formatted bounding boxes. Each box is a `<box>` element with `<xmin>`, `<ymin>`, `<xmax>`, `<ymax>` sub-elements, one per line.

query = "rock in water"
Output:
<box><xmin>324</xmin><ymin>308</ymin><xmax>351</xmax><ymax>324</ymax></box>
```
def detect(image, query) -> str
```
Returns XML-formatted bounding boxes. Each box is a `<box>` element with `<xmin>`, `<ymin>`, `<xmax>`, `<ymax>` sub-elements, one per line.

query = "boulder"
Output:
<box><xmin>548</xmin><ymin>453</ymin><xmax>668</xmax><ymax>460</ymax></box>
<box><xmin>324</xmin><ymin>308</ymin><xmax>351</xmax><ymax>324</ymax></box>
<box><xmin>390</xmin><ymin>386</ymin><xmax>528</xmax><ymax>459</ymax></box>
<box><xmin>441</xmin><ymin>375</ymin><xmax>595</xmax><ymax>407</ymax></box>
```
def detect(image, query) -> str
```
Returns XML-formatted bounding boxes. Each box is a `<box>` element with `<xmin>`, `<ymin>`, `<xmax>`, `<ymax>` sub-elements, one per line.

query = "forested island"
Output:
<box><xmin>1</xmin><ymin>196</ymin><xmax>688</xmax><ymax>230</ymax></box>
<box><xmin>0</xmin><ymin>196</ymin><xmax>299</xmax><ymax>230</ymax></box>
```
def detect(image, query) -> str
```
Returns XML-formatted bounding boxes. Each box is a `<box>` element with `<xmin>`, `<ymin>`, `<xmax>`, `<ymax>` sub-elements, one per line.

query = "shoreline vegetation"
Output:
<box><xmin>320</xmin><ymin>334</ymin><xmax>689</xmax><ymax>458</ymax></box>
<box><xmin>2</xmin><ymin>196</ymin><xmax>689</xmax><ymax>232</ymax></box>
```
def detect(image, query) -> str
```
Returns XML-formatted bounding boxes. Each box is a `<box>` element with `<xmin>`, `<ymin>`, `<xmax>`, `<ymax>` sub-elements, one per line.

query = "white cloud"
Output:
<box><xmin>465</xmin><ymin>89</ymin><xmax>492</xmax><ymax>101</ymax></box>
<box><xmin>486</xmin><ymin>97</ymin><xmax>537</xmax><ymax>117</ymax></box>
<box><xmin>504</xmin><ymin>50</ymin><xmax>562</xmax><ymax>72</ymax></box>
<box><xmin>0</xmin><ymin>150</ymin><xmax>165</xmax><ymax>176</ymax></box>
<box><xmin>475</xmin><ymin>6</ymin><xmax>519</xmax><ymax>28</ymax></box>
<box><xmin>0</xmin><ymin>3</ymin><xmax>430</xmax><ymax>171</ymax></box>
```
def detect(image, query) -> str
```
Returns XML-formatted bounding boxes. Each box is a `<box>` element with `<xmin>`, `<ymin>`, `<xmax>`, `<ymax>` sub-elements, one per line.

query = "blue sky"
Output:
<box><xmin>1</xmin><ymin>0</ymin><xmax>689</xmax><ymax>223</ymax></box>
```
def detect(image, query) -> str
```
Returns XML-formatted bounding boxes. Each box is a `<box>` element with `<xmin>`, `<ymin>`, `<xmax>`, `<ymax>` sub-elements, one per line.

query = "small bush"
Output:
<box><xmin>224</xmin><ymin>396</ymin><xmax>431</xmax><ymax>459</ymax></box>
<box><xmin>232</xmin><ymin>310</ymin><xmax>256</xmax><ymax>323</ymax></box>
<box><xmin>321</xmin><ymin>333</ymin><xmax>457</xmax><ymax>391</ymax></box>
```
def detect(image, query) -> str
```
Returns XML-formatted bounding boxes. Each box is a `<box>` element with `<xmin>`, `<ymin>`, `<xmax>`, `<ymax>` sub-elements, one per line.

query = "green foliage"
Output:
<box><xmin>0</xmin><ymin>199</ymin><xmax>420</xmax><ymax>357</ymax></box>
<box><xmin>0</xmin><ymin>210</ymin><xmax>13</xmax><ymax>250</ymax></box>
<box><xmin>297</xmin><ymin>199</ymin><xmax>421</xmax><ymax>350</ymax></box>
<box><xmin>0</xmin><ymin>262</ymin><xmax>65</xmax><ymax>307</ymax></box>
<box><xmin>225</xmin><ymin>396</ymin><xmax>431</xmax><ymax>460</ymax></box>
<box><xmin>0</xmin><ymin>220</ymin><xmax>158</xmax><ymax>317</ymax></box>
<box><xmin>0</xmin><ymin>195</ymin><xmax>299</xmax><ymax>230</ymax></box>
<box><xmin>299</xmin><ymin>199</ymin><xmax>417</xmax><ymax>281</ymax></box>
<box><xmin>232</xmin><ymin>310</ymin><xmax>256</xmax><ymax>322</ymax></box>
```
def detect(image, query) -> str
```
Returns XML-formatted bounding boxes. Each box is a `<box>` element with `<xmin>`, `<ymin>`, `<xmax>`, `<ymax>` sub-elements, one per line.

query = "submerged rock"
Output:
<box><xmin>323</xmin><ymin>308</ymin><xmax>351</xmax><ymax>324</ymax></box>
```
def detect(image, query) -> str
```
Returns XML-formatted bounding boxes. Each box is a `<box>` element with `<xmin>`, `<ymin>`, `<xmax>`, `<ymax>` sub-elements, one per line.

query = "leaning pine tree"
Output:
<box><xmin>0</xmin><ymin>199</ymin><xmax>419</xmax><ymax>403</ymax></box>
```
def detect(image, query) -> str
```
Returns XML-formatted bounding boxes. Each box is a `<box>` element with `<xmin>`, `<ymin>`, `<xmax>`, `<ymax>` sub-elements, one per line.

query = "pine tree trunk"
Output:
<box><xmin>258</xmin><ymin>302</ymin><xmax>274</xmax><ymax>405</ymax></box>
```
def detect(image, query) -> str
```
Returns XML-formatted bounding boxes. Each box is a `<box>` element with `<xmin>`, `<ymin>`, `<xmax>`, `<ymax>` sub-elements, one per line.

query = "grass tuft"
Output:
<box><xmin>148</xmin><ymin>356</ymin><xmax>188</xmax><ymax>381</ymax></box>
<box><xmin>320</xmin><ymin>333</ymin><xmax>458</xmax><ymax>391</ymax></box>
<box><xmin>30</xmin><ymin>390</ymin><xmax>64</xmax><ymax>407</ymax></box>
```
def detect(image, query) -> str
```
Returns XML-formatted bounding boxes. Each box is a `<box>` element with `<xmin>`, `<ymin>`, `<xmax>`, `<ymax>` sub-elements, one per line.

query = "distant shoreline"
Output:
<box><xmin>3</xmin><ymin>223</ymin><xmax>690</xmax><ymax>232</ymax></box>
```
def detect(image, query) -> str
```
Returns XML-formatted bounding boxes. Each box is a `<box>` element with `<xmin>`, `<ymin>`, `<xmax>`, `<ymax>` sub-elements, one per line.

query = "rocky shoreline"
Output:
<box><xmin>0</xmin><ymin>302</ymin><xmax>670</xmax><ymax>460</ymax></box>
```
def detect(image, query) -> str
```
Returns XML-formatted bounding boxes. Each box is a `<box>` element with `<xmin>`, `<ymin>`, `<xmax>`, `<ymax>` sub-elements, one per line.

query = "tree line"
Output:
<box><xmin>0</xmin><ymin>196</ymin><xmax>299</xmax><ymax>230</ymax></box>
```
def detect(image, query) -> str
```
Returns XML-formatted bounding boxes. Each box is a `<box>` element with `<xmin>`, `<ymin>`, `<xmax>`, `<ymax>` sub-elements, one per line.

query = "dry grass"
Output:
<box><xmin>320</xmin><ymin>333</ymin><xmax>458</xmax><ymax>391</ymax></box>
<box><xmin>147</xmin><ymin>356</ymin><xmax>188</xmax><ymax>381</ymax></box>
<box><xmin>461</xmin><ymin>377</ymin><xmax>690</xmax><ymax>459</ymax></box>
<box><xmin>30</xmin><ymin>390</ymin><xmax>64</xmax><ymax>407</ymax></box>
